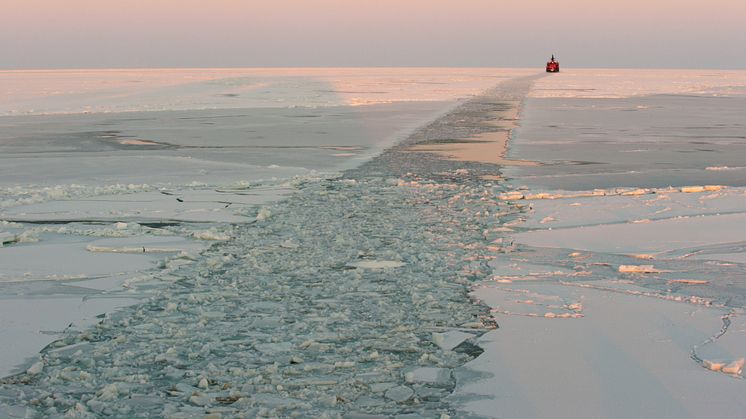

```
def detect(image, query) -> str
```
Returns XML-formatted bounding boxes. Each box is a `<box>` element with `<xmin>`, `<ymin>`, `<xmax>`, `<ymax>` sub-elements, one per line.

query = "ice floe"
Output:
<box><xmin>453</xmin><ymin>282</ymin><xmax>746</xmax><ymax>418</ymax></box>
<box><xmin>347</xmin><ymin>260</ymin><xmax>406</xmax><ymax>270</ymax></box>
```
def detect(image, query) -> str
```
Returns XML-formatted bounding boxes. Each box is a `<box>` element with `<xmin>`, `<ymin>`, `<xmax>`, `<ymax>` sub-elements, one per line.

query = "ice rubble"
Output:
<box><xmin>618</xmin><ymin>265</ymin><xmax>662</xmax><ymax>274</ymax></box>
<box><xmin>0</xmin><ymin>171</ymin><xmax>517</xmax><ymax>417</ymax></box>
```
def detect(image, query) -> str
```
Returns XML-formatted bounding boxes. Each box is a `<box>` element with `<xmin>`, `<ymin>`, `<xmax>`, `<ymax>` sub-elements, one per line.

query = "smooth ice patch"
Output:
<box><xmin>0</xmin><ymin>188</ymin><xmax>289</xmax><ymax>224</ymax></box>
<box><xmin>85</xmin><ymin>236</ymin><xmax>206</xmax><ymax>255</ymax></box>
<box><xmin>347</xmin><ymin>260</ymin><xmax>406</xmax><ymax>269</ymax></box>
<box><xmin>452</xmin><ymin>282</ymin><xmax>746</xmax><ymax>418</ymax></box>
<box><xmin>432</xmin><ymin>331</ymin><xmax>475</xmax><ymax>351</ymax></box>
<box><xmin>0</xmin><ymin>235</ymin><xmax>164</xmax><ymax>282</ymax></box>
<box><xmin>513</xmin><ymin>213</ymin><xmax>746</xmax><ymax>255</ymax></box>
<box><xmin>517</xmin><ymin>186</ymin><xmax>746</xmax><ymax>230</ymax></box>
<box><xmin>472</xmin><ymin>284</ymin><xmax>584</xmax><ymax>318</ymax></box>
<box><xmin>528</xmin><ymin>69</ymin><xmax>746</xmax><ymax>99</ymax></box>
<box><xmin>405</xmin><ymin>367</ymin><xmax>451</xmax><ymax>385</ymax></box>
<box><xmin>0</xmin><ymin>295</ymin><xmax>139</xmax><ymax>377</ymax></box>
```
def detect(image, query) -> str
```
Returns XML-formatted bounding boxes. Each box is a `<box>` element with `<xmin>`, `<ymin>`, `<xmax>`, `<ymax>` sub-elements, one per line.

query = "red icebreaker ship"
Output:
<box><xmin>546</xmin><ymin>55</ymin><xmax>560</xmax><ymax>73</ymax></box>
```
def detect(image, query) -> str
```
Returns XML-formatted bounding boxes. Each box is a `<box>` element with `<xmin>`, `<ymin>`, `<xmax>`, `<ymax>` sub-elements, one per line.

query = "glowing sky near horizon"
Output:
<box><xmin>2</xmin><ymin>0</ymin><xmax>745</xmax><ymax>69</ymax></box>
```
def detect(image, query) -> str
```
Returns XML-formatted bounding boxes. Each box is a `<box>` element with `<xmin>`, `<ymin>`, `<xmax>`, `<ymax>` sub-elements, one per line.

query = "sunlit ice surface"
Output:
<box><xmin>0</xmin><ymin>67</ymin><xmax>535</xmax><ymax>116</ymax></box>
<box><xmin>528</xmin><ymin>68</ymin><xmax>746</xmax><ymax>99</ymax></box>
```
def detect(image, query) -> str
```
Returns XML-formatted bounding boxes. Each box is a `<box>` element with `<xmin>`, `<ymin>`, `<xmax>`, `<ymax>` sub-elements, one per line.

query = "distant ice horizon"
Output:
<box><xmin>4</xmin><ymin>65</ymin><xmax>746</xmax><ymax>71</ymax></box>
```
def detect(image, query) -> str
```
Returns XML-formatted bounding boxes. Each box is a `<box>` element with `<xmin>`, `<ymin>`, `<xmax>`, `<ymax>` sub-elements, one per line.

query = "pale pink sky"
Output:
<box><xmin>2</xmin><ymin>0</ymin><xmax>745</xmax><ymax>68</ymax></box>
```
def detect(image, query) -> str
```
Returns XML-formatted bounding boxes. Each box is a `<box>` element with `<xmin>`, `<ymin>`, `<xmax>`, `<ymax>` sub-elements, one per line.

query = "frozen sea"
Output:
<box><xmin>0</xmin><ymin>68</ymin><xmax>534</xmax><ymax>417</ymax></box>
<box><xmin>3</xmin><ymin>68</ymin><xmax>746</xmax><ymax>418</ymax></box>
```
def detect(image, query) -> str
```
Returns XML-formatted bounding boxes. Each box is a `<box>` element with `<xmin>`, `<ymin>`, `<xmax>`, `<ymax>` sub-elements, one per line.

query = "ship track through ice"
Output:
<box><xmin>0</xmin><ymin>75</ymin><xmax>543</xmax><ymax>418</ymax></box>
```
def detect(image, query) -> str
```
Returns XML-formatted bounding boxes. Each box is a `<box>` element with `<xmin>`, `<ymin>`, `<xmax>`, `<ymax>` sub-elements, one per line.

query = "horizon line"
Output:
<box><xmin>3</xmin><ymin>65</ymin><xmax>746</xmax><ymax>72</ymax></box>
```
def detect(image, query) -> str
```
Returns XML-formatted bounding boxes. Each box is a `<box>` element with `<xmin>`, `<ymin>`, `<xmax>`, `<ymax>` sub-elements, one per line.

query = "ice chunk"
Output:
<box><xmin>65</xmin><ymin>402</ymin><xmax>90</xmax><ymax>417</ymax></box>
<box><xmin>26</xmin><ymin>360</ymin><xmax>44</xmax><ymax>375</ymax></box>
<box><xmin>432</xmin><ymin>330</ymin><xmax>474</xmax><ymax>351</ymax></box>
<box><xmin>681</xmin><ymin>186</ymin><xmax>706</xmax><ymax>193</ymax></box>
<box><xmin>255</xmin><ymin>342</ymin><xmax>294</xmax><ymax>354</ymax></box>
<box><xmin>384</xmin><ymin>385</ymin><xmax>414</xmax><ymax>402</ymax></box>
<box><xmin>618</xmin><ymin>265</ymin><xmax>661</xmax><ymax>274</ymax></box>
<box><xmin>404</xmin><ymin>367</ymin><xmax>451</xmax><ymax>385</ymax></box>
<box><xmin>499</xmin><ymin>192</ymin><xmax>525</xmax><ymax>201</ymax></box>
<box><xmin>681</xmin><ymin>185</ymin><xmax>724</xmax><ymax>193</ymax></box>
<box><xmin>347</xmin><ymin>260</ymin><xmax>406</xmax><ymax>269</ymax></box>
<box><xmin>721</xmin><ymin>358</ymin><xmax>744</xmax><ymax>375</ymax></box>
<box><xmin>0</xmin><ymin>232</ymin><xmax>16</xmax><ymax>245</ymax></box>
<box><xmin>702</xmin><ymin>359</ymin><xmax>725</xmax><ymax>372</ymax></box>
<box><xmin>706</xmin><ymin>166</ymin><xmax>742</xmax><ymax>171</ymax></box>
<box><xmin>189</xmin><ymin>393</ymin><xmax>211</xmax><ymax>406</ymax></box>
<box><xmin>667</xmin><ymin>279</ymin><xmax>709</xmax><ymax>285</ymax></box>
<box><xmin>256</xmin><ymin>207</ymin><xmax>271</xmax><ymax>221</ymax></box>
<box><xmin>96</xmin><ymin>383</ymin><xmax>120</xmax><ymax>401</ymax></box>
<box><xmin>192</xmin><ymin>230</ymin><xmax>230</xmax><ymax>241</ymax></box>
<box><xmin>16</xmin><ymin>230</ymin><xmax>39</xmax><ymax>243</ymax></box>
<box><xmin>621</xmin><ymin>188</ymin><xmax>649</xmax><ymax>196</ymax></box>
<box><xmin>280</xmin><ymin>239</ymin><xmax>300</xmax><ymax>249</ymax></box>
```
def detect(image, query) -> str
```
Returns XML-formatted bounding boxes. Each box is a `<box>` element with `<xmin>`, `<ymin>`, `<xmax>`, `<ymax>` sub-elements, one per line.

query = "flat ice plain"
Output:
<box><xmin>451</xmin><ymin>70</ymin><xmax>746</xmax><ymax>418</ymax></box>
<box><xmin>2</xmin><ymin>68</ymin><xmax>746</xmax><ymax>418</ymax></box>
